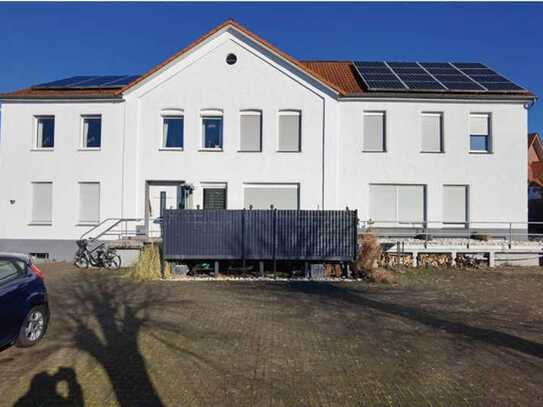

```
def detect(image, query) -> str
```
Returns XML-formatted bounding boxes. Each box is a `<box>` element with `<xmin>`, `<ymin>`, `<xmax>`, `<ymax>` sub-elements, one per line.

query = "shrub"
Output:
<box><xmin>130</xmin><ymin>244</ymin><xmax>161</xmax><ymax>281</ymax></box>
<box><xmin>352</xmin><ymin>231</ymin><xmax>382</xmax><ymax>278</ymax></box>
<box><xmin>162</xmin><ymin>261</ymin><xmax>173</xmax><ymax>280</ymax></box>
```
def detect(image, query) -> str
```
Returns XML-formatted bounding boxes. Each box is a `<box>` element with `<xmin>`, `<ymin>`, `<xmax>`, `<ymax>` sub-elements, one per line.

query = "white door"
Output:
<box><xmin>148</xmin><ymin>185</ymin><xmax>178</xmax><ymax>237</ymax></box>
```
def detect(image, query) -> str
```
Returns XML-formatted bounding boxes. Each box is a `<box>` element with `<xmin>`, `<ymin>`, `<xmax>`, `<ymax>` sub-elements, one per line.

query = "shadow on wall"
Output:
<box><xmin>14</xmin><ymin>367</ymin><xmax>83</xmax><ymax>407</ymax></box>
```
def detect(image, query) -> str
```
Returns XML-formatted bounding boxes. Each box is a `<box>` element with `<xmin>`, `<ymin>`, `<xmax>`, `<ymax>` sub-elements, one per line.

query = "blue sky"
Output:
<box><xmin>0</xmin><ymin>2</ymin><xmax>541</xmax><ymax>131</ymax></box>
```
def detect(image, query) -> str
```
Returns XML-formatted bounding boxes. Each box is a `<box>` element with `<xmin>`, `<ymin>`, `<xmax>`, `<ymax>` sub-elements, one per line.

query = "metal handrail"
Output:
<box><xmin>80</xmin><ymin>218</ymin><xmax>144</xmax><ymax>241</ymax></box>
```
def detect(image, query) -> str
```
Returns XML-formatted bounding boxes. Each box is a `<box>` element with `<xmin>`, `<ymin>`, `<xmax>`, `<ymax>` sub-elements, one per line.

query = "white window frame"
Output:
<box><xmin>200</xmin><ymin>109</ymin><xmax>224</xmax><ymax>151</ymax></box>
<box><xmin>33</xmin><ymin>115</ymin><xmax>55</xmax><ymax>151</ymax></box>
<box><xmin>243</xmin><ymin>183</ymin><xmax>300</xmax><ymax>209</ymax></box>
<box><xmin>277</xmin><ymin>110</ymin><xmax>301</xmax><ymax>153</ymax></box>
<box><xmin>160</xmin><ymin>109</ymin><xmax>184</xmax><ymax>151</ymax></box>
<box><xmin>363</xmin><ymin>111</ymin><xmax>386</xmax><ymax>152</ymax></box>
<box><xmin>469</xmin><ymin>113</ymin><xmax>492</xmax><ymax>154</ymax></box>
<box><xmin>421</xmin><ymin>112</ymin><xmax>444</xmax><ymax>153</ymax></box>
<box><xmin>78</xmin><ymin>182</ymin><xmax>101</xmax><ymax>225</ymax></box>
<box><xmin>30</xmin><ymin>181</ymin><xmax>53</xmax><ymax>225</ymax></box>
<box><xmin>239</xmin><ymin>109</ymin><xmax>262</xmax><ymax>152</ymax></box>
<box><xmin>80</xmin><ymin>114</ymin><xmax>102</xmax><ymax>150</ymax></box>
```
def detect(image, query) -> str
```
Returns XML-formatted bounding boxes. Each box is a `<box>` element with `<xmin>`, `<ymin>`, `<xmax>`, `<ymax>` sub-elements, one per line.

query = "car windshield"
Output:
<box><xmin>0</xmin><ymin>260</ymin><xmax>20</xmax><ymax>285</ymax></box>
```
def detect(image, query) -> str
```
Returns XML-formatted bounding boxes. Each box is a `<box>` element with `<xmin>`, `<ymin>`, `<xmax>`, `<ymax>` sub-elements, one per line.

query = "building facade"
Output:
<box><xmin>0</xmin><ymin>20</ymin><xmax>535</xmax><ymax>260</ymax></box>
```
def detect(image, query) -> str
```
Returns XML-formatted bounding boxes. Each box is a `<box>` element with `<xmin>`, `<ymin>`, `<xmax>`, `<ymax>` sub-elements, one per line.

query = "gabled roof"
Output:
<box><xmin>0</xmin><ymin>19</ymin><xmax>537</xmax><ymax>101</ymax></box>
<box><xmin>528</xmin><ymin>133</ymin><xmax>543</xmax><ymax>187</ymax></box>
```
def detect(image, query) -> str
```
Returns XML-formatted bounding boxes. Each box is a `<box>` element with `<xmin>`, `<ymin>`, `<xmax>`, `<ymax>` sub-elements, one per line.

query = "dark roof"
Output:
<box><xmin>0</xmin><ymin>20</ymin><xmax>536</xmax><ymax>101</ymax></box>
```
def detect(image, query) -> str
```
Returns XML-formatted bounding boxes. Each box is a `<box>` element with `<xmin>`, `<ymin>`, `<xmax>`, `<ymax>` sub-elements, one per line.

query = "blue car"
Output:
<box><xmin>0</xmin><ymin>253</ymin><xmax>49</xmax><ymax>348</ymax></box>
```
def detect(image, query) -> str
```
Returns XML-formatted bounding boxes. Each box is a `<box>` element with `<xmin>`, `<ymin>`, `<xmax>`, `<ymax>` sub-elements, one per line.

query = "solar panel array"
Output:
<box><xmin>353</xmin><ymin>61</ymin><xmax>526</xmax><ymax>93</ymax></box>
<box><xmin>32</xmin><ymin>75</ymin><xmax>141</xmax><ymax>89</ymax></box>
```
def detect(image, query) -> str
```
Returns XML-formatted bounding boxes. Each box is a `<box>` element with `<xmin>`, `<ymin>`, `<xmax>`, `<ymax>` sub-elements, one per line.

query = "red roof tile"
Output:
<box><xmin>301</xmin><ymin>61</ymin><xmax>364</xmax><ymax>95</ymax></box>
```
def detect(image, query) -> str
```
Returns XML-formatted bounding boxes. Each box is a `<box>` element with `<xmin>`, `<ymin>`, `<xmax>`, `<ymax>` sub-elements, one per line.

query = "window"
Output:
<box><xmin>369</xmin><ymin>184</ymin><xmax>425</xmax><ymax>224</ymax></box>
<box><xmin>443</xmin><ymin>185</ymin><xmax>469</xmax><ymax>225</ymax></box>
<box><xmin>201</xmin><ymin>111</ymin><xmax>223</xmax><ymax>149</ymax></box>
<box><xmin>203</xmin><ymin>184</ymin><xmax>227</xmax><ymax>210</ymax></box>
<box><xmin>421</xmin><ymin>113</ymin><xmax>443</xmax><ymax>152</ymax></box>
<box><xmin>0</xmin><ymin>260</ymin><xmax>20</xmax><ymax>286</ymax></box>
<box><xmin>244</xmin><ymin>184</ymin><xmax>299</xmax><ymax>209</ymax></box>
<box><xmin>82</xmin><ymin>115</ymin><xmax>101</xmax><ymax>148</ymax></box>
<box><xmin>79</xmin><ymin>182</ymin><xmax>100</xmax><ymax>224</ymax></box>
<box><xmin>278</xmin><ymin>111</ymin><xmax>301</xmax><ymax>152</ymax></box>
<box><xmin>470</xmin><ymin>113</ymin><xmax>491</xmax><ymax>152</ymax></box>
<box><xmin>163</xmin><ymin>116</ymin><xmax>184</xmax><ymax>148</ymax></box>
<box><xmin>31</xmin><ymin>182</ymin><xmax>52</xmax><ymax>224</ymax></box>
<box><xmin>363</xmin><ymin>112</ymin><xmax>385</xmax><ymax>152</ymax></box>
<box><xmin>36</xmin><ymin>116</ymin><xmax>54</xmax><ymax>148</ymax></box>
<box><xmin>240</xmin><ymin>111</ymin><xmax>262</xmax><ymax>152</ymax></box>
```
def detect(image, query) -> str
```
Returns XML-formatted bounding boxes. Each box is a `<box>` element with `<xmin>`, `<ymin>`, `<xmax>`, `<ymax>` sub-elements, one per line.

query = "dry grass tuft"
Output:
<box><xmin>130</xmin><ymin>244</ymin><xmax>162</xmax><ymax>281</ymax></box>
<box><xmin>162</xmin><ymin>261</ymin><xmax>173</xmax><ymax>280</ymax></box>
<box><xmin>365</xmin><ymin>268</ymin><xmax>395</xmax><ymax>284</ymax></box>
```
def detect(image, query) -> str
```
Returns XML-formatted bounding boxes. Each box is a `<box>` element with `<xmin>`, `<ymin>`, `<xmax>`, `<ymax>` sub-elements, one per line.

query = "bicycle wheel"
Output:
<box><xmin>106</xmin><ymin>254</ymin><xmax>121</xmax><ymax>270</ymax></box>
<box><xmin>74</xmin><ymin>255</ymin><xmax>89</xmax><ymax>269</ymax></box>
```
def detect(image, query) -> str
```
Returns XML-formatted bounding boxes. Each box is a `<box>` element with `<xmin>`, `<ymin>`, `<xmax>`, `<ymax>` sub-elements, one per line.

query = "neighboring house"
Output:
<box><xmin>528</xmin><ymin>133</ymin><xmax>543</xmax><ymax>199</ymax></box>
<box><xmin>0</xmin><ymin>19</ymin><xmax>536</xmax><ymax>260</ymax></box>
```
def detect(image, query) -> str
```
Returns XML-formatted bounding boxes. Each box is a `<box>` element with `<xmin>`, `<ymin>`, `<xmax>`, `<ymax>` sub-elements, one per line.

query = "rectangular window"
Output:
<box><xmin>240</xmin><ymin>111</ymin><xmax>262</xmax><ymax>152</ymax></box>
<box><xmin>202</xmin><ymin>116</ymin><xmax>223</xmax><ymax>149</ymax></box>
<box><xmin>79</xmin><ymin>182</ymin><xmax>100</xmax><ymax>224</ymax></box>
<box><xmin>363</xmin><ymin>112</ymin><xmax>385</xmax><ymax>152</ymax></box>
<box><xmin>369</xmin><ymin>184</ymin><xmax>425</xmax><ymax>224</ymax></box>
<box><xmin>470</xmin><ymin>113</ymin><xmax>490</xmax><ymax>152</ymax></box>
<box><xmin>203</xmin><ymin>186</ymin><xmax>227</xmax><ymax>210</ymax></box>
<box><xmin>443</xmin><ymin>185</ymin><xmax>469</xmax><ymax>224</ymax></box>
<box><xmin>244</xmin><ymin>184</ymin><xmax>299</xmax><ymax>209</ymax></box>
<box><xmin>31</xmin><ymin>182</ymin><xmax>52</xmax><ymax>224</ymax></box>
<box><xmin>278</xmin><ymin>111</ymin><xmax>301</xmax><ymax>152</ymax></box>
<box><xmin>163</xmin><ymin>116</ymin><xmax>184</xmax><ymax>148</ymax></box>
<box><xmin>82</xmin><ymin>115</ymin><xmax>101</xmax><ymax>148</ymax></box>
<box><xmin>421</xmin><ymin>113</ymin><xmax>443</xmax><ymax>152</ymax></box>
<box><xmin>36</xmin><ymin>116</ymin><xmax>55</xmax><ymax>148</ymax></box>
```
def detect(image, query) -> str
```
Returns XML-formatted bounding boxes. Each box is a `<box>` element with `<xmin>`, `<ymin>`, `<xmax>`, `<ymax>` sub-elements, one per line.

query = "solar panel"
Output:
<box><xmin>353</xmin><ymin>61</ymin><xmax>406</xmax><ymax>90</ymax></box>
<box><xmin>452</xmin><ymin>63</ymin><xmax>527</xmax><ymax>92</ymax></box>
<box><xmin>31</xmin><ymin>75</ymin><xmax>140</xmax><ymax>89</ymax></box>
<box><xmin>440</xmin><ymin>81</ymin><xmax>486</xmax><ymax>91</ymax></box>
<box><xmin>387</xmin><ymin>62</ymin><xmax>446</xmax><ymax>91</ymax></box>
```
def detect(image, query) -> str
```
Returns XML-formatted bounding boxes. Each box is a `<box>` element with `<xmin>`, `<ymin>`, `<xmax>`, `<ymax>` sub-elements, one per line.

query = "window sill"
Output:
<box><xmin>469</xmin><ymin>150</ymin><xmax>492</xmax><ymax>154</ymax></box>
<box><xmin>276</xmin><ymin>150</ymin><xmax>301</xmax><ymax>153</ymax></box>
<box><xmin>28</xmin><ymin>222</ymin><xmax>52</xmax><ymax>226</ymax></box>
<box><xmin>420</xmin><ymin>151</ymin><xmax>444</xmax><ymax>154</ymax></box>
<box><xmin>159</xmin><ymin>148</ymin><xmax>184</xmax><ymax>151</ymax></box>
<box><xmin>237</xmin><ymin>150</ymin><xmax>262</xmax><ymax>153</ymax></box>
<box><xmin>199</xmin><ymin>148</ymin><xmax>223</xmax><ymax>152</ymax></box>
<box><xmin>78</xmin><ymin>148</ymin><xmax>101</xmax><ymax>151</ymax></box>
<box><xmin>30</xmin><ymin>148</ymin><xmax>54</xmax><ymax>152</ymax></box>
<box><xmin>362</xmin><ymin>150</ymin><xmax>386</xmax><ymax>153</ymax></box>
<box><xmin>76</xmin><ymin>222</ymin><xmax>100</xmax><ymax>226</ymax></box>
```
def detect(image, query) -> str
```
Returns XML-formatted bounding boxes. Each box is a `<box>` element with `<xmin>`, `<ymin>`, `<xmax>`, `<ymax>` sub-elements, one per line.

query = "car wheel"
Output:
<box><xmin>15</xmin><ymin>306</ymin><xmax>49</xmax><ymax>347</ymax></box>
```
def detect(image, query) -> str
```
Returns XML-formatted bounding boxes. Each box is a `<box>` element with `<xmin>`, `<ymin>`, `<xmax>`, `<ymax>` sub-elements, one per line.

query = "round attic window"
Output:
<box><xmin>226</xmin><ymin>53</ymin><xmax>237</xmax><ymax>65</ymax></box>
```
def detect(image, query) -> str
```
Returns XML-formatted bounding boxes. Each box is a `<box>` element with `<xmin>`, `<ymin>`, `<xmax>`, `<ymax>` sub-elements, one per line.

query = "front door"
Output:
<box><xmin>148</xmin><ymin>184</ymin><xmax>179</xmax><ymax>237</ymax></box>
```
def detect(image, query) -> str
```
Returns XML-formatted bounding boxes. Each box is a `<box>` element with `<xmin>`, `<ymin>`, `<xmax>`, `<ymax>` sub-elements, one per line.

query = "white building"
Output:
<box><xmin>0</xmin><ymin>20</ymin><xmax>536</xmax><ymax>260</ymax></box>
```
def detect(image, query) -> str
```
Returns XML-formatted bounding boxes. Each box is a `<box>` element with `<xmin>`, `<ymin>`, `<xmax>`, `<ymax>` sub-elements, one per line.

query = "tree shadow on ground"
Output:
<box><xmin>14</xmin><ymin>367</ymin><xmax>83</xmax><ymax>407</ymax></box>
<box><xmin>52</xmin><ymin>273</ymin><xmax>195</xmax><ymax>407</ymax></box>
<box><xmin>261</xmin><ymin>281</ymin><xmax>543</xmax><ymax>360</ymax></box>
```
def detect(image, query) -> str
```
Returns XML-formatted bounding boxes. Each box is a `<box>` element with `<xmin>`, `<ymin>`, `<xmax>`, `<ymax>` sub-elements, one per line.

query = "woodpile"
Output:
<box><xmin>417</xmin><ymin>253</ymin><xmax>453</xmax><ymax>268</ymax></box>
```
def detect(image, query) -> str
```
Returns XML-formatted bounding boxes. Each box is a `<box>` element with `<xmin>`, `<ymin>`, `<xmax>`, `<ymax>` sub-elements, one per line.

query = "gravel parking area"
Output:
<box><xmin>1</xmin><ymin>264</ymin><xmax>543</xmax><ymax>406</ymax></box>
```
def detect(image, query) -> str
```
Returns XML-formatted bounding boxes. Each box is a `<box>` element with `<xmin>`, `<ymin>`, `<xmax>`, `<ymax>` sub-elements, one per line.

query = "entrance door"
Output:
<box><xmin>148</xmin><ymin>184</ymin><xmax>179</xmax><ymax>237</ymax></box>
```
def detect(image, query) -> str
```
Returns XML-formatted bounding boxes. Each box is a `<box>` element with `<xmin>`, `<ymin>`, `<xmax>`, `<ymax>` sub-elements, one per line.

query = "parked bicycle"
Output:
<box><xmin>74</xmin><ymin>239</ymin><xmax>121</xmax><ymax>270</ymax></box>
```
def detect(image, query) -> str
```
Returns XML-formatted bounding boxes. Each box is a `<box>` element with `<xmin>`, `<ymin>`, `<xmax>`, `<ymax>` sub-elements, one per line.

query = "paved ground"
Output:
<box><xmin>1</xmin><ymin>264</ymin><xmax>543</xmax><ymax>407</ymax></box>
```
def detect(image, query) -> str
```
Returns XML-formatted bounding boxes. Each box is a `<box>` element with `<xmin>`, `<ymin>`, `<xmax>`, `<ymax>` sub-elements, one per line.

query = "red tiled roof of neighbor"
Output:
<box><xmin>0</xmin><ymin>87</ymin><xmax>120</xmax><ymax>99</ymax></box>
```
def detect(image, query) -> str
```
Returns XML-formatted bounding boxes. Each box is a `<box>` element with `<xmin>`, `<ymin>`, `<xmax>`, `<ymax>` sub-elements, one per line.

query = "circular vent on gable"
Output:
<box><xmin>226</xmin><ymin>53</ymin><xmax>237</xmax><ymax>65</ymax></box>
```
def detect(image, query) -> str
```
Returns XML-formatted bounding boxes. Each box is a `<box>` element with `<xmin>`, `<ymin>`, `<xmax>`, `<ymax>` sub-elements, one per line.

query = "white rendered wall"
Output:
<box><xmin>338</xmin><ymin>99</ymin><xmax>528</xmax><ymax>228</ymax></box>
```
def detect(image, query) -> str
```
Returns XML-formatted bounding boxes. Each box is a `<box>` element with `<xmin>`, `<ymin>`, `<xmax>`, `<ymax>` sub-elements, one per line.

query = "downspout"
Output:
<box><xmin>321</xmin><ymin>97</ymin><xmax>326</xmax><ymax>210</ymax></box>
<box><xmin>120</xmin><ymin>100</ymin><xmax>127</xmax><ymax>219</ymax></box>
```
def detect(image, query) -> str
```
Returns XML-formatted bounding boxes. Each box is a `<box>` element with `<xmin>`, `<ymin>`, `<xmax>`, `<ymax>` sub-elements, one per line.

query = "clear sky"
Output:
<box><xmin>0</xmin><ymin>2</ymin><xmax>541</xmax><ymax>131</ymax></box>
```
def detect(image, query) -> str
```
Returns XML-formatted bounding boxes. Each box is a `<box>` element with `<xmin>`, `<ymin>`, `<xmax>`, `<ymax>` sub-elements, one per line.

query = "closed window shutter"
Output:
<box><xmin>278</xmin><ymin>114</ymin><xmax>300</xmax><ymax>151</ymax></box>
<box><xmin>443</xmin><ymin>185</ymin><xmax>468</xmax><ymax>223</ymax></box>
<box><xmin>203</xmin><ymin>188</ymin><xmax>226</xmax><ymax>209</ymax></box>
<box><xmin>32</xmin><ymin>183</ymin><xmax>52</xmax><ymax>223</ymax></box>
<box><xmin>422</xmin><ymin>114</ymin><xmax>442</xmax><ymax>152</ymax></box>
<box><xmin>369</xmin><ymin>185</ymin><xmax>396</xmax><ymax>221</ymax></box>
<box><xmin>240</xmin><ymin>114</ymin><xmax>262</xmax><ymax>151</ymax></box>
<box><xmin>470</xmin><ymin>114</ymin><xmax>489</xmax><ymax>135</ymax></box>
<box><xmin>363</xmin><ymin>113</ymin><xmax>385</xmax><ymax>151</ymax></box>
<box><xmin>79</xmin><ymin>183</ymin><xmax>100</xmax><ymax>224</ymax></box>
<box><xmin>398</xmin><ymin>185</ymin><xmax>425</xmax><ymax>223</ymax></box>
<box><xmin>244</xmin><ymin>186</ymin><xmax>299</xmax><ymax>209</ymax></box>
